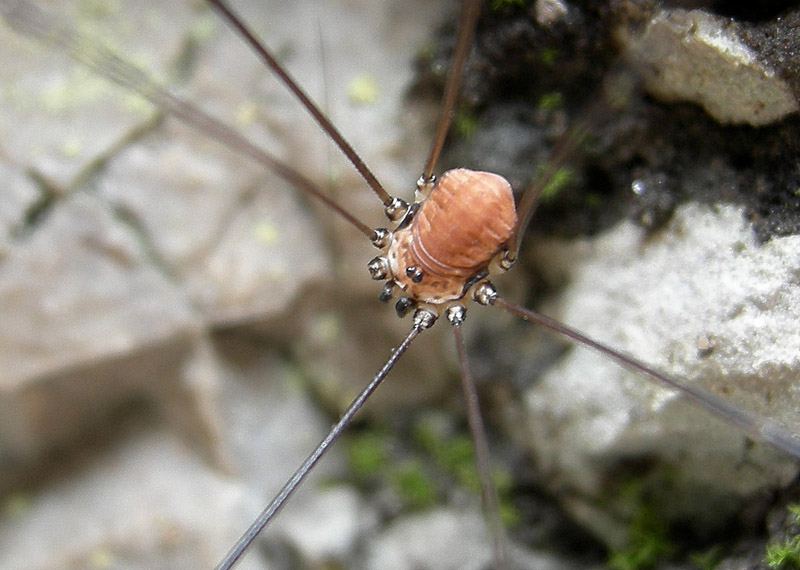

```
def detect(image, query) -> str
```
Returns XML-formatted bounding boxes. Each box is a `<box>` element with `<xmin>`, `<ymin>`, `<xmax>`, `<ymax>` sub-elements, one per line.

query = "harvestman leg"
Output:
<box><xmin>8</xmin><ymin>2</ymin><xmax>800</xmax><ymax>569</ymax></box>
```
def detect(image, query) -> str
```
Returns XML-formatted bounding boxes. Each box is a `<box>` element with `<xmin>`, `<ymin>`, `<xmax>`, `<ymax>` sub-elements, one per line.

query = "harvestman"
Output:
<box><xmin>4</xmin><ymin>0</ymin><xmax>800</xmax><ymax>568</ymax></box>
<box><xmin>187</xmin><ymin>2</ymin><xmax>800</xmax><ymax>568</ymax></box>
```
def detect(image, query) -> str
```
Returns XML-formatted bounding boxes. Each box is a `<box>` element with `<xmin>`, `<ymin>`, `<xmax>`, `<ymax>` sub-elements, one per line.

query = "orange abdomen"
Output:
<box><xmin>411</xmin><ymin>168</ymin><xmax>517</xmax><ymax>277</ymax></box>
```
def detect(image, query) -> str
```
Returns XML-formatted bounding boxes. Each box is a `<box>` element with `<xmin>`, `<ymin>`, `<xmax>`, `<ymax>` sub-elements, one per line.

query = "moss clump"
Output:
<box><xmin>606</xmin><ymin>479</ymin><xmax>675</xmax><ymax>570</ymax></box>
<box><xmin>412</xmin><ymin>416</ymin><xmax>520</xmax><ymax>527</ymax></box>
<box><xmin>538</xmin><ymin>165</ymin><xmax>576</xmax><ymax>202</ymax></box>
<box><xmin>453</xmin><ymin>109</ymin><xmax>479</xmax><ymax>139</ymax></box>
<box><xmin>491</xmin><ymin>0</ymin><xmax>530</xmax><ymax>9</ymax></box>
<box><xmin>538</xmin><ymin>47</ymin><xmax>560</xmax><ymax>68</ymax></box>
<box><xmin>345</xmin><ymin>430</ymin><xmax>389</xmax><ymax>480</ymax></box>
<box><xmin>688</xmin><ymin>545</ymin><xmax>723</xmax><ymax>570</ymax></box>
<box><xmin>765</xmin><ymin>504</ymin><xmax>800</xmax><ymax>569</ymax></box>
<box><xmin>392</xmin><ymin>461</ymin><xmax>437</xmax><ymax>510</ymax></box>
<box><xmin>606</xmin><ymin>506</ymin><xmax>674</xmax><ymax>570</ymax></box>
<box><xmin>537</xmin><ymin>91</ymin><xmax>563</xmax><ymax>112</ymax></box>
<box><xmin>342</xmin><ymin>414</ymin><xmax>520</xmax><ymax>523</ymax></box>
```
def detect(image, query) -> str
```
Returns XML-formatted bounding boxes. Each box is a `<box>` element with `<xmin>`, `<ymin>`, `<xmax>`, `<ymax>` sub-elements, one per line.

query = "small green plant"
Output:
<box><xmin>538</xmin><ymin>47</ymin><xmax>559</xmax><ymax>67</ymax></box>
<box><xmin>345</xmin><ymin>430</ymin><xmax>388</xmax><ymax>480</ymax></box>
<box><xmin>538</xmin><ymin>165</ymin><xmax>575</xmax><ymax>202</ymax></box>
<box><xmin>392</xmin><ymin>460</ymin><xmax>437</xmax><ymax>510</ymax></box>
<box><xmin>412</xmin><ymin>416</ymin><xmax>520</xmax><ymax>527</ymax></box>
<box><xmin>606</xmin><ymin>507</ymin><xmax>674</xmax><ymax>570</ymax></box>
<box><xmin>765</xmin><ymin>504</ymin><xmax>800</xmax><ymax>569</ymax></box>
<box><xmin>491</xmin><ymin>0</ymin><xmax>529</xmax><ymax>9</ymax></box>
<box><xmin>537</xmin><ymin>91</ymin><xmax>563</xmax><ymax>112</ymax></box>
<box><xmin>453</xmin><ymin>109</ymin><xmax>479</xmax><ymax>139</ymax></box>
<box><xmin>688</xmin><ymin>545</ymin><xmax>723</xmax><ymax>570</ymax></box>
<box><xmin>606</xmin><ymin>479</ymin><xmax>675</xmax><ymax>570</ymax></box>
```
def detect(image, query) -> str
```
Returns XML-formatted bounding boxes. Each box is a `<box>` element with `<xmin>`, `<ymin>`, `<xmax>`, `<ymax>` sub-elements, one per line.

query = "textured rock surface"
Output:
<box><xmin>436</xmin><ymin>0</ymin><xmax>800</xmax><ymax>562</ymax></box>
<box><xmin>0</xmin><ymin>0</ymin><xmax>472</xmax><ymax>569</ymax></box>
<box><xmin>365</xmin><ymin>507</ymin><xmax>599</xmax><ymax>570</ymax></box>
<box><xmin>618</xmin><ymin>7</ymin><xmax>799</xmax><ymax>125</ymax></box>
<box><xmin>524</xmin><ymin>203</ymin><xmax>800</xmax><ymax>545</ymax></box>
<box><xmin>0</xmin><ymin>0</ymin><xmax>798</xmax><ymax>569</ymax></box>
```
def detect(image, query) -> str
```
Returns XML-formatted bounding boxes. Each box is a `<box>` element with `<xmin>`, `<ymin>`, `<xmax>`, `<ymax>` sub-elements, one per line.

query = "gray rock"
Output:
<box><xmin>0</xmin><ymin>159</ymin><xmax>39</xmax><ymax>252</ymax></box>
<box><xmin>0</xmin><ymin>0</ymin><xmax>192</xmax><ymax>189</ymax></box>
<box><xmin>0</xmin><ymin>0</ymin><xmax>461</xmax><ymax>568</ymax></box>
<box><xmin>0</xmin><ymin>333</ymin><xmax>353</xmax><ymax>570</ymax></box>
<box><xmin>522</xmin><ymin>203</ymin><xmax>800</xmax><ymax>546</ymax></box>
<box><xmin>366</xmin><ymin>507</ymin><xmax>593</xmax><ymax>570</ymax></box>
<box><xmin>617</xmin><ymin>7</ymin><xmax>799</xmax><ymax>125</ymax></box>
<box><xmin>4</xmin><ymin>0</ymin><xmax>796</xmax><ymax>568</ymax></box>
<box><xmin>0</xmin><ymin>423</ymin><xmax>270</xmax><ymax>570</ymax></box>
<box><xmin>269</xmin><ymin>486</ymin><xmax>375</xmax><ymax>567</ymax></box>
<box><xmin>96</xmin><ymin>121</ymin><xmax>331</xmax><ymax>326</ymax></box>
<box><xmin>0</xmin><ymin>194</ymin><xmax>201</xmax><ymax>487</ymax></box>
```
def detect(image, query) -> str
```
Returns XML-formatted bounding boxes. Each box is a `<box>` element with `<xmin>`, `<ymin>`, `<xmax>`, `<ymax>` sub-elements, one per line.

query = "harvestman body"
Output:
<box><xmin>3</xmin><ymin>0</ymin><xmax>799</xmax><ymax>568</ymax></box>
<box><xmin>372</xmin><ymin>168</ymin><xmax>517</xmax><ymax>307</ymax></box>
<box><xmin>201</xmin><ymin>2</ymin><xmax>800</xmax><ymax>568</ymax></box>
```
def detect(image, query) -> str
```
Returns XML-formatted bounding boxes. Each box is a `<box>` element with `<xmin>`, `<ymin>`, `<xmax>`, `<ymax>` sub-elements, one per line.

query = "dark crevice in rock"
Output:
<box><xmin>414</xmin><ymin>0</ymin><xmax>800</xmax><ymax>243</ymax></box>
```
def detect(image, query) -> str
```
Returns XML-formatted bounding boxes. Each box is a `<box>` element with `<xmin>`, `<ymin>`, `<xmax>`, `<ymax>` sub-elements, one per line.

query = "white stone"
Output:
<box><xmin>524</xmin><ymin>203</ymin><xmax>800</xmax><ymax>545</ymax></box>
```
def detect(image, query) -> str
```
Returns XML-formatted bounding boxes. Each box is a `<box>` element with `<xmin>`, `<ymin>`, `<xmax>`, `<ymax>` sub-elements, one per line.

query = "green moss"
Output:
<box><xmin>412</xmin><ymin>422</ymin><xmax>479</xmax><ymax>491</ymax></box>
<box><xmin>317</xmin><ymin>312</ymin><xmax>343</xmax><ymax>341</ymax></box>
<box><xmin>410</xmin><ymin>417</ymin><xmax>439</xmax><ymax>453</ymax></box>
<box><xmin>78</xmin><ymin>0</ymin><xmax>121</xmax><ymax>19</ymax></box>
<box><xmin>410</xmin><ymin>416</ymin><xmax>520</xmax><ymax>527</ymax></box>
<box><xmin>491</xmin><ymin>469</ymin><xmax>520</xmax><ymax>528</ymax></box>
<box><xmin>347</xmin><ymin>72</ymin><xmax>379</xmax><ymax>105</ymax></box>
<box><xmin>392</xmin><ymin>460</ymin><xmax>437</xmax><ymax>510</ymax></box>
<box><xmin>538</xmin><ymin>47</ymin><xmax>560</xmax><ymax>67</ymax></box>
<box><xmin>453</xmin><ymin>109</ymin><xmax>479</xmax><ymax>139</ymax></box>
<box><xmin>344</xmin><ymin>414</ymin><xmax>520</xmax><ymax>524</ymax></box>
<box><xmin>606</xmin><ymin>479</ymin><xmax>675</xmax><ymax>570</ymax></box>
<box><xmin>89</xmin><ymin>546</ymin><xmax>113</xmax><ymax>569</ymax></box>
<box><xmin>345</xmin><ymin>430</ymin><xmax>389</xmax><ymax>479</ymax></box>
<box><xmin>436</xmin><ymin>435</ymin><xmax>476</xmax><ymax>483</ymax></box>
<box><xmin>538</xmin><ymin>165</ymin><xmax>576</xmax><ymax>202</ymax></box>
<box><xmin>3</xmin><ymin>492</ymin><xmax>31</xmax><ymax>520</ymax></box>
<box><xmin>491</xmin><ymin>0</ymin><xmax>530</xmax><ymax>9</ymax></box>
<box><xmin>765</xmin><ymin>504</ymin><xmax>800</xmax><ymax>569</ymax></box>
<box><xmin>689</xmin><ymin>545</ymin><xmax>723</xmax><ymax>570</ymax></box>
<box><xmin>766</xmin><ymin>540</ymin><xmax>800</xmax><ymax>569</ymax></box>
<box><xmin>537</xmin><ymin>91</ymin><xmax>563</xmax><ymax>112</ymax></box>
<box><xmin>606</xmin><ymin>508</ymin><xmax>674</xmax><ymax>570</ymax></box>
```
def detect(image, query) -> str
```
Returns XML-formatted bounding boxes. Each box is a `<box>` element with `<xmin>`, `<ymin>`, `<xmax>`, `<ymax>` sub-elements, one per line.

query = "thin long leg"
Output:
<box><xmin>215</xmin><ymin>313</ymin><xmax>433</xmax><ymax>570</ymax></box>
<box><xmin>0</xmin><ymin>0</ymin><xmax>376</xmax><ymax>240</ymax></box>
<box><xmin>505</xmin><ymin>70</ymin><xmax>636</xmax><ymax>263</ymax></box>
<box><xmin>506</xmin><ymin>118</ymin><xmax>594</xmax><ymax>263</ymax></box>
<box><xmin>492</xmin><ymin>295</ymin><xmax>800</xmax><ymax>461</ymax></box>
<box><xmin>206</xmin><ymin>0</ymin><xmax>392</xmax><ymax>205</ymax></box>
<box><xmin>453</xmin><ymin>324</ymin><xmax>509</xmax><ymax>570</ymax></box>
<box><xmin>421</xmin><ymin>0</ymin><xmax>484</xmax><ymax>182</ymax></box>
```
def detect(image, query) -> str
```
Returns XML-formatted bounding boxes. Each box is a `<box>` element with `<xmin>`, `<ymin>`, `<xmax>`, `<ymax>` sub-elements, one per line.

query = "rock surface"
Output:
<box><xmin>0</xmin><ymin>0</ymin><xmax>455</xmax><ymax>568</ymax></box>
<box><xmin>525</xmin><ymin>203</ymin><xmax>800</xmax><ymax>546</ymax></box>
<box><xmin>0</xmin><ymin>0</ymin><xmax>798</xmax><ymax>569</ymax></box>
<box><xmin>617</xmin><ymin>7</ymin><xmax>799</xmax><ymax>125</ymax></box>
